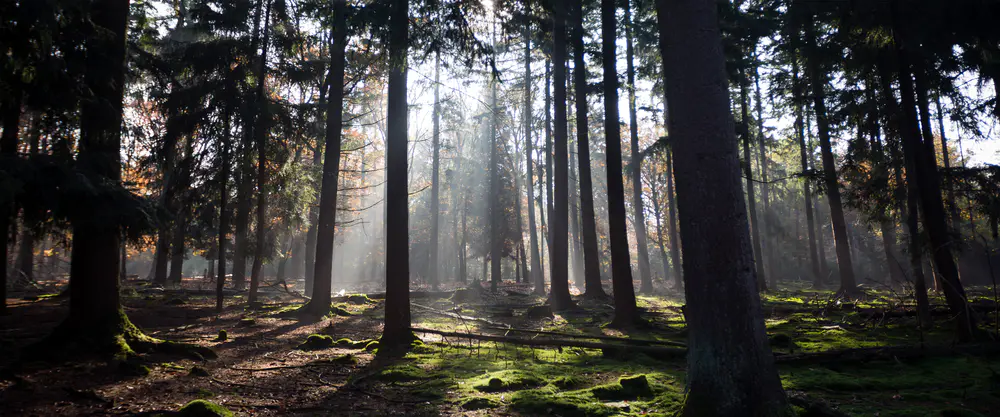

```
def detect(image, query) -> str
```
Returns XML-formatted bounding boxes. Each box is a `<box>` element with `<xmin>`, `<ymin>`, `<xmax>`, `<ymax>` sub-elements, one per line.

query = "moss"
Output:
<box><xmin>473</xmin><ymin>370</ymin><xmax>544</xmax><ymax>392</ymax></box>
<box><xmin>346</xmin><ymin>294</ymin><xmax>374</xmax><ymax>305</ymax></box>
<box><xmin>510</xmin><ymin>390</ymin><xmax>612</xmax><ymax>417</ymax></box>
<box><xmin>176</xmin><ymin>400</ymin><xmax>233</xmax><ymax>417</ymax></box>
<box><xmin>334</xmin><ymin>338</ymin><xmax>376</xmax><ymax>349</ymax></box>
<box><xmin>460</xmin><ymin>397</ymin><xmax>499</xmax><ymax>410</ymax></box>
<box><xmin>236</xmin><ymin>317</ymin><xmax>256</xmax><ymax>327</ymax></box>
<box><xmin>159</xmin><ymin>362</ymin><xmax>186</xmax><ymax>370</ymax></box>
<box><xmin>298</xmin><ymin>334</ymin><xmax>335</xmax><ymax>351</ymax></box>
<box><xmin>314</xmin><ymin>354</ymin><xmax>358</xmax><ymax>365</ymax></box>
<box><xmin>329</xmin><ymin>304</ymin><xmax>352</xmax><ymax>317</ymax></box>
<box><xmin>591</xmin><ymin>375</ymin><xmax>653</xmax><ymax>400</ymax></box>
<box><xmin>377</xmin><ymin>364</ymin><xmax>434</xmax><ymax>382</ymax></box>
<box><xmin>552</xmin><ymin>375</ymin><xmax>585</xmax><ymax>390</ymax></box>
<box><xmin>215</xmin><ymin>330</ymin><xmax>227</xmax><ymax>342</ymax></box>
<box><xmin>364</xmin><ymin>340</ymin><xmax>380</xmax><ymax>352</ymax></box>
<box><xmin>194</xmin><ymin>388</ymin><xmax>216</xmax><ymax>399</ymax></box>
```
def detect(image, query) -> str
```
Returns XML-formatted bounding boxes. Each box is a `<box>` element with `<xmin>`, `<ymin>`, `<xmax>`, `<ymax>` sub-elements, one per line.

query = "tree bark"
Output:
<box><xmin>548</xmin><ymin>0</ymin><xmax>573</xmax><ymax>310</ymax></box>
<box><xmin>248</xmin><ymin>0</ymin><xmax>275</xmax><ymax>304</ymax></box>
<box><xmin>430</xmin><ymin>50</ymin><xmax>441</xmax><ymax>290</ymax></box>
<box><xmin>656</xmin><ymin>0</ymin><xmax>791</xmax><ymax>414</ymax></box>
<box><xmin>381</xmin><ymin>0</ymin><xmax>413</xmax><ymax>354</ymax></box>
<box><xmin>0</xmin><ymin>72</ymin><xmax>21</xmax><ymax>315</ymax></box>
<box><xmin>739</xmin><ymin>69</ymin><xmax>767</xmax><ymax>292</ymax></box>
<box><xmin>792</xmin><ymin>54</ymin><xmax>821</xmax><ymax>282</ymax></box>
<box><xmin>892</xmin><ymin>7</ymin><xmax>975</xmax><ymax>339</ymax></box>
<box><xmin>305</xmin><ymin>1</ymin><xmax>346</xmax><ymax>316</ymax></box>
<box><xmin>524</xmin><ymin>0</ymin><xmax>543</xmax><ymax>291</ymax></box>
<box><xmin>570</xmin><ymin>0</ymin><xmax>605</xmax><ymax>299</ymax></box>
<box><xmin>804</xmin><ymin>16</ymin><xmax>857</xmax><ymax>294</ymax></box>
<box><xmin>601</xmin><ymin>0</ymin><xmax>638</xmax><ymax>325</ymax></box>
<box><xmin>304</xmin><ymin>48</ymin><xmax>331</xmax><ymax>297</ymax></box>
<box><xmin>753</xmin><ymin>63</ymin><xmax>773</xmax><ymax>283</ymax></box>
<box><xmin>624</xmin><ymin>0</ymin><xmax>652</xmax><ymax>294</ymax></box>
<box><xmin>216</xmin><ymin>106</ymin><xmax>233</xmax><ymax>312</ymax></box>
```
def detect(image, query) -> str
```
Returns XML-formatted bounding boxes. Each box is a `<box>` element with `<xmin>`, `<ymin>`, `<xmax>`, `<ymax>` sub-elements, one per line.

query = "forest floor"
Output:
<box><xmin>2</xmin><ymin>278</ymin><xmax>1000</xmax><ymax>416</ymax></box>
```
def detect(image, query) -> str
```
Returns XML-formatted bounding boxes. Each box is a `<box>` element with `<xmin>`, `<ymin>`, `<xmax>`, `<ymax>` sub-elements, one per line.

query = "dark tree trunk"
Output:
<box><xmin>548</xmin><ymin>0</ymin><xmax>573</xmax><ymax>310</ymax></box>
<box><xmin>545</xmin><ymin>58</ymin><xmax>553</xmax><ymax>257</ymax></box>
<box><xmin>792</xmin><ymin>55</ymin><xmax>821</xmax><ymax>282</ymax></box>
<box><xmin>489</xmin><ymin>70</ymin><xmax>501</xmax><ymax>292</ymax></box>
<box><xmin>656</xmin><ymin>0</ymin><xmax>791</xmax><ymax>414</ymax></box>
<box><xmin>624</xmin><ymin>0</ymin><xmax>651</xmax><ymax>294</ymax></box>
<box><xmin>168</xmin><ymin>137</ymin><xmax>195</xmax><ymax>284</ymax></box>
<box><xmin>216</xmin><ymin>107</ymin><xmax>233</xmax><ymax>312</ymax></box>
<box><xmin>650</xmin><ymin>160</ymin><xmax>671</xmax><ymax>282</ymax></box>
<box><xmin>739</xmin><ymin>70</ymin><xmax>767</xmax><ymax>292</ymax></box>
<box><xmin>304</xmin><ymin>67</ymin><xmax>330</xmax><ymax>297</ymax></box>
<box><xmin>63</xmin><ymin>0</ymin><xmax>132</xmax><ymax>340</ymax></box>
<box><xmin>381</xmin><ymin>0</ymin><xmax>413</xmax><ymax>354</ymax></box>
<box><xmin>430</xmin><ymin>50</ymin><xmax>441</xmax><ymax>290</ymax></box>
<box><xmin>0</xmin><ymin>73</ymin><xmax>21</xmax><ymax>315</ymax></box>
<box><xmin>569</xmin><ymin>143</ymin><xmax>584</xmax><ymax>287</ymax></box>
<box><xmin>654</xmin><ymin>5</ymin><xmax>682</xmax><ymax>289</ymax></box>
<box><xmin>804</xmin><ymin>17</ymin><xmax>857</xmax><ymax>294</ymax></box>
<box><xmin>753</xmin><ymin>63</ymin><xmax>773</xmax><ymax>282</ymax></box>
<box><xmin>892</xmin><ymin>7</ymin><xmax>975</xmax><ymax>339</ymax></box>
<box><xmin>876</xmin><ymin>58</ymin><xmax>930</xmax><ymax>326</ymax></box>
<box><xmin>601</xmin><ymin>0</ymin><xmax>638</xmax><ymax>325</ymax></box>
<box><xmin>248</xmin><ymin>0</ymin><xmax>274</xmax><ymax>304</ymax></box>
<box><xmin>570</xmin><ymin>0</ymin><xmax>605</xmax><ymax>299</ymax></box>
<box><xmin>524</xmin><ymin>0</ymin><xmax>543</xmax><ymax>291</ymax></box>
<box><xmin>232</xmin><ymin>0</ymin><xmax>267</xmax><ymax>293</ymax></box>
<box><xmin>305</xmin><ymin>2</ymin><xmax>346</xmax><ymax>315</ymax></box>
<box><xmin>934</xmin><ymin>96</ymin><xmax>963</xmax><ymax>232</ymax></box>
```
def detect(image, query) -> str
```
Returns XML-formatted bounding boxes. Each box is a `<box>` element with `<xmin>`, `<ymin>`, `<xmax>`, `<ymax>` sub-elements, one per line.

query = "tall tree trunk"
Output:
<box><xmin>381</xmin><ymin>0</ymin><xmax>413</xmax><ymax>354</ymax></box>
<box><xmin>654</xmin><ymin>5</ymin><xmax>682</xmax><ymax>290</ymax></box>
<box><xmin>892</xmin><ymin>9</ymin><xmax>975</xmax><ymax>339</ymax></box>
<box><xmin>624</xmin><ymin>0</ymin><xmax>652</xmax><ymax>293</ymax></box>
<box><xmin>934</xmin><ymin>96</ymin><xmax>963</xmax><ymax>232</ymax></box>
<box><xmin>804</xmin><ymin>16</ymin><xmax>857</xmax><ymax>295</ymax></box>
<box><xmin>168</xmin><ymin>136</ymin><xmax>195</xmax><ymax>284</ymax></box>
<box><xmin>569</xmin><ymin>142</ymin><xmax>584</xmax><ymax>287</ymax></box>
<box><xmin>601</xmin><ymin>0</ymin><xmax>638</xmax><ymax>325</ymax></box>
<box><xmin>216</xmin><ymin>107</ymin><xmax>233</xmax><ymax>312</ymax></box>
<box><xmin>430</xmin><ymin>50</ymin><xmax>441</xmax><ymax>290</ymax></box>
<box><xmin>792</xmin><ymin>54</ymin><xmax>821</xmax><ymax>282</ymax></box>
<box><xmin>876</xmin><ymin>58</ymin><xmax>930</xmax><ymax>326</ymax></box>
<box><xmin>571</xmin><ymin>0</ymin><xmax>605</xmax><ymax>299</ymax></box>
<box><xmin>0</xmin><ymin>76</ymin><xmax>21</xmax><ymax>314</ymax></box>
<box><xmin>232</xmin><ymin>0</ymin><xmax>267</xmax><ymax>292</ymax></box>
<box><xmin>524</xmin><ymin>0</ymin><xmax>543</xmax><ymax>290</ymax></box>
<box><xmin>656</xmin><ymin>0</ymin><xmax>790</xmax><ymax>414</ymax></box>
<box><xmin>14</xmin><ymin>112</ymin><xmax>41</xmax><ymax>286</ymax></box>
<box><xmin>304</xmin><ymin>62</ymin><xmax>330</xmax><ymax>297</ymax></box>
<box><xmin>650</xmin><ymin>160</ymin><xmax>671</xmax><ymax>282</ymax></box>
<box><xmin>62</xmin><ymin>0</ymin><xmax>133</xmax><ymax>343</ymax></box>
<box><xmin>545</xmin><ymin>58</ymin><xmax>553</xmax><ymax>254</ymax></box>
<box><xmin>489</xmin><ymin>57</ymin><xmax>501</xmax><ymax>292</ymax></box>
<box><xmin>549</xmin><ymin>0</ymin><xmax>573</xmax><ymax>310</ymax></box>
<box><xmin>304</xmin><ymin>1</ymin><xmax>346</xmax><ymax>315</ymax></box>
<box><xmin>248</xmin><ymin>0</ymin><xmax>274</xmax><ymax>304</ymax></box>
<box><xmin>739</xmin><ymin>69</ymin><xmax>767</xmax><ymax>292</ymax></box>
<box><xmin>753</xmin><ymin>62</ymin><xmax>773</xmax><ymax>282</ymax></box>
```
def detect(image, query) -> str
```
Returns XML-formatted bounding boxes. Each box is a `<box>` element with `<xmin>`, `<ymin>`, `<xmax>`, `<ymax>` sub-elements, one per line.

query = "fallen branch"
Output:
<box><xmin>411</xmin><ymin>303</ymin><xmax>510</xmax><ymax>329</ymax></box>
<box><xmin>410</xmin><ymin>327</ymin><xmax>687</xmax><ymax>358</ymax></box>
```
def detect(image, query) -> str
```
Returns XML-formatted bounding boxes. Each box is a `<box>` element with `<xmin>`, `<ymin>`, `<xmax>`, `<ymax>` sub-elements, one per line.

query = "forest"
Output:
<box><xmin>2</xmin><ymin>0</ymin><xmax>1000</xmax><ymax>415</ymax></box>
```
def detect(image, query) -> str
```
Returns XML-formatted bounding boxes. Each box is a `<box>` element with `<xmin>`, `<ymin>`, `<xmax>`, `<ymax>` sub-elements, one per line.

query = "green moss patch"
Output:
<box><xmin>460</xmin><ymin>397</ymin><xmax>499</xmax><ymax>410</ymax></box>
<box><xmin>591</xmin><ymin>375</ymin><xmax>653</xmax><ymax>400</ymax></box>
<box><xmin>346</xmin><ymin>294</ymin><xmax>374</xmax><ymax>305</ymax></box>
<box><xmin>330</xmin><ymin>304</ymin><xmax>352</xmax><ymax>317</ymax></box>
<box><xmin>510</xmin><ymin>390</ymin><xmax>612</xmax><ymax>417</ymax></box>
<box><xmin>473</xmin><ymin>370</ymin><xmax>545</xmax><ymax>392</ymax></box>
<box><xmin>298</xmin><ymin>334</ymin><xmax>335</xmax><ymax>350</ymax></box>
<box><xmin>376</xmin><ymin>364</ymin><xmax>436</xmax><ymax>382</ymax></box>
<box><xmin>176</xmin><ymin>399</ymin><xmax>233</xmax><ymax>417</ymax></box>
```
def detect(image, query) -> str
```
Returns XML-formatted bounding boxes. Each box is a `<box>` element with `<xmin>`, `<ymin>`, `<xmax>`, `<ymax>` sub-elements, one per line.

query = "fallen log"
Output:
<box><xmin>410</xmin><ymin>303</ymin><xmax>510</xmax><ymax>328</ymax></box>
<box><xmin>478</xmin><ymin>326</ymin><xmax>687</xmax><ymax>348</ymax></box>
<box><xmin>775</xmin><ymin>342</ymin><xmax>1000</xmax><ymax>365</ymax></box>
<box><xmin>409</xmin><ymin>327</ymin><xmax>687</xmax><ymax>358</ymax></box>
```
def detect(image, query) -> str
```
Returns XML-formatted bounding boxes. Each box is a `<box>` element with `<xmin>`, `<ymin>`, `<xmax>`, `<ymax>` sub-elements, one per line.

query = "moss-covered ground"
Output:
<box><xmin>2</xmin><ymin>280</ymin><xmax>999</xmax><ymax>416</ymax></box>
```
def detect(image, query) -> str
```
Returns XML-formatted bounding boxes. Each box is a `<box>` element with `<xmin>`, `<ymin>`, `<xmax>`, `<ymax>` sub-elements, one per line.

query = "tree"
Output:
<box><xmin>380</xmin><ymin>0</ymin><xmax>413</xmax><ymax>355</ymax></box>
<box><xmin>523</xmin><ymin>0</ymin><xmax>543</xmax><ymax>292</ymax></box>
<box><xmin>738</xmin><ymin>66</ymin><xmax>766</xmax><ymax>291</ymax></box>
<box><xmin>802</xmin><ymin>14</ymin><xmax>857</xmax><ymax>295</ymax></box>
<box><xmin>303</xmin><ymin>0</ymin><xmax>347</xmax><ymax>317</ymax></box>
<box><xmin>548</xmin><ymin>0</ymin><xmax>573</xmax><ymax>310</ymax></box>
<box><xmin>624</xmin><ymin>0</ymin><xmax>652</xmax><ymax>294</ymax></box>
<box><xmin>601</xmin><ymin>0</ymin><xmax>638</xmax><ymax>326</ymax></box>
<box><xmin>655</xmin><ymin>0</ymin><xmax>791</xmax><ymax>414</ymax></box>
<box><xmin>569</xmin><ymin>0</ymin><xmax>604</xmax><ymax>299</ymax></box>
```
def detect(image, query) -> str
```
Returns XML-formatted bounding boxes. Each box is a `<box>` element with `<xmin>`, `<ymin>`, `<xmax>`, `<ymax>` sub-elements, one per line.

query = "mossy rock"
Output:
<box><xmin>176</xmin><ymin>400</ymin><xmax>233</xmax><ymax>417</ymax></box>
<box><xmin>511</xmin><ymin>390</ymin><xmax>610</xmax><ymax>417</ymax></box>
<box><xmin>474</xmin><ymin>370</ymin><xmax>544</xmax><ymax>392</ymax></box>
<box><xmin>215</xmin><ymin>330</ymin><xmax>228</xmax><ymax>342</ymax></box>
<box><xmin>377</xmin><ymin>364</ymin><xmax>435</xmax><ymax>382</ymax></box>
<box><xmin>460</xmin><ymin>397</ymin><xmax>499</xmax><ymax>410</ymax></box>
<box><xmin>334</xmin><ymin>338</ymin><xmax>374</xmax><ymax>349</ymax></box>
<box><xmin>524</xmin><ymin>305</ymin><xmax>554</xmax><ymax>319</ymax></box>
<box><xmin>364</xmin><ymin>340</ymin><xmax>379</xmax><ymax>352</ymax></box>
<box><xmin>298</xmin><ymin>334</ymin><xmax>335</xmax><ymax>350</ymax></box>
<box><xmin>591</xmin><ymin>375</ymin><xmax>653</xmax><ymax>400</ymax></box>
<box><xmin>769</xmin><ymin>333</ymin><xmax>797</xmax><ymax>350</ymax></box>
<box><xmin>118</xmin><ymin>360</ymin><xmax>151</xmax><ymax>376</ymax></box>
<box><xmin>451</xmin><ymin>287</ymin><xmax>483</xmax><ymax>303</ymax></box>
<box><xmin>551</xmin><ymin>375</ymin><xmax>584</xmax><ymax>390</ymax></box>
<box><xmin>236</xmin><ymin>317</ymin><xmax>256</xmax><ymax>327</ymax></box>
<box><xmin>329</xmin><ymin>305</ymin><xmax>352</xmax><ymax>317</ymax></box>
<box><xmin>346</xmin><ymin>294</ymin><xmax>374</xmax><ymax>305</ymax></box>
